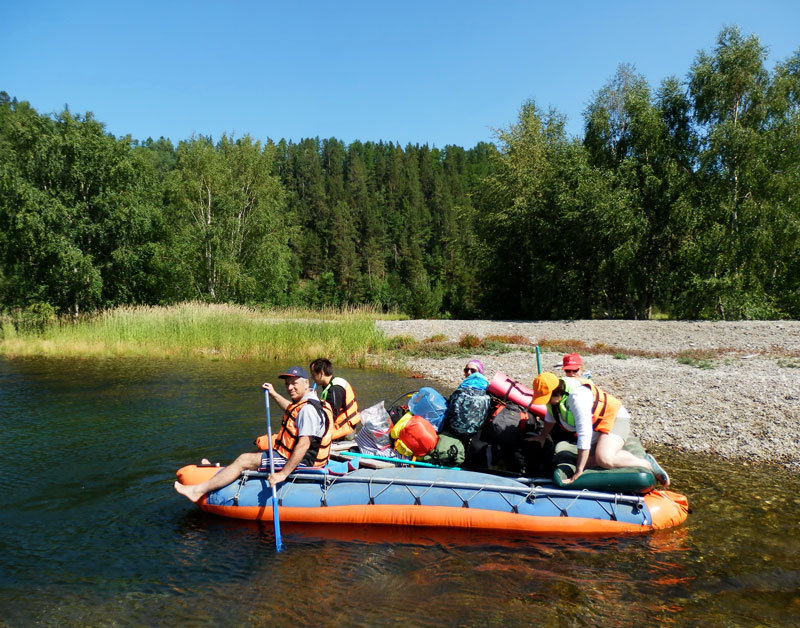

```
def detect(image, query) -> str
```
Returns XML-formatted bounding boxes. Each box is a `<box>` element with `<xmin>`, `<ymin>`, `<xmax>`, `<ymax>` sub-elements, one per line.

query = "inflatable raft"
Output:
<box><xmin>176</xmin><ymin>463</ymin><xmax>689</xmax><ymax>535</ymax></box>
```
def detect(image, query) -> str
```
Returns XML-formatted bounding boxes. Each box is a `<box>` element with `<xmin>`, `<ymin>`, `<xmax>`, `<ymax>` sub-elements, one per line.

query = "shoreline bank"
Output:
<box><xmin>377</xmin><ymin>320</ymin><xmax>800</xmax><ymax>471</ymax></box>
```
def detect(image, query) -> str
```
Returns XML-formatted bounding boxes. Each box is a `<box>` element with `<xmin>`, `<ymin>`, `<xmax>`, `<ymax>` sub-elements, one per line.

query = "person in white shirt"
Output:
<box><xmin>528</xmin><ymin>372</ymin><xmax>669</xmax><ymax>486</ymax></box>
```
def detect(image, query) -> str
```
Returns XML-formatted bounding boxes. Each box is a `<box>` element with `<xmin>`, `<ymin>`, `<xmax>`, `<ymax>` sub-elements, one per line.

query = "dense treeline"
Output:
<box><xmin>1</xmin><ymin>27</ymin><xmax>798</xmax><ymax>321</ymax></box>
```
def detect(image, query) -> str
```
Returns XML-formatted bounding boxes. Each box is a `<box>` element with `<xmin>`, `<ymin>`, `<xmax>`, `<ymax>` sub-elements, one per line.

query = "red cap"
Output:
<box><xmin>557</xmin><ymin>353</ymin><xmax>583</xmax><ymax>370</ymax></box>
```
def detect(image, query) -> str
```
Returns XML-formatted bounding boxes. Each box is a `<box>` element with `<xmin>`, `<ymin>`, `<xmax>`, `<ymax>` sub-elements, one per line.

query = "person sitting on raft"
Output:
<box><xmin>528</xmin><ymin>372</ymin><xmax>669</xmax><ymax>486</ymax></box>
<box><xmin>309</xmin><ymin>357</ymin><xmax>361</xmax><ymax>440</ymax></box>
<box><xmin>554</xmin><ymin>352</ymin><xmax>590</xmax><ymax>379</ymax></box>
<box><xmin>174</xmin><ymin>366</ymin><xmax>333</xmax><ymax>502</ymax></box>
<box><xmin>461</xmin><ymin>358</ymin><xmax>490</xmax><ymax>389</ymax></box>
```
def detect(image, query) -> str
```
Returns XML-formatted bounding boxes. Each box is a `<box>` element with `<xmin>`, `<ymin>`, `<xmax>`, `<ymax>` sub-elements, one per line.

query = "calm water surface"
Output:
<box><xmin>1</xmin><ymin>357</ymin><xmax>799</xmax><ymax>626</ymax></box>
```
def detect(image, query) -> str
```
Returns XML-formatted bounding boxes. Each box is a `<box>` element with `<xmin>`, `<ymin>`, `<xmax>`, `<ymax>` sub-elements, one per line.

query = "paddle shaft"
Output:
<box><xmin>339</xmin><ymin>451</ymin><xmax>459</xmax><ymax>469</ymax></box>
<box><xmin>265</xmin><ymin>389</ymin><xmax>283</xmax><ymax>551</ymax></box>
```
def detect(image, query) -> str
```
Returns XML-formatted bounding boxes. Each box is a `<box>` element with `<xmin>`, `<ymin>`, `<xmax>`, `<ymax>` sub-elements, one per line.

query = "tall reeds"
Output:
<box><xmin>0</xmin><ymin>303</ymin><xmax>391</xmax><ymax>366</ymax></box>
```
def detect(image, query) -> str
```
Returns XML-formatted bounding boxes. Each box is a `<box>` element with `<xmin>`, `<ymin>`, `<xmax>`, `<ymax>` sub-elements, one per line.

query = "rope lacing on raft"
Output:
<box><xmin>235</xmin><ymin>470</ymin><xmax>650</xmax><ymax>522</ymax></box>
<box><xmin>402</xmin><ymin>479</ymin><xmax>438</xmax><ymax>506</ymax></box>
<box><xmin>597</xmin><ymin>493</ymin><xmax>619</xmax><ymax>521</ymax></box>
<box><xmin>450</xmin><ymin>485</ymin><xmax>484</xmax><ymax>509</ymax></box>
<box><xmin>526</xmin><ymin>487</ymin><xmax>647</xmax><ymax>523</ymax></box>
<box><xmin>496</xmin><ymin>488</ymin><xmax>531</xmax><ymax>514</ymax></box>
<box><xmin>533</xmin><ymin>487</ymin><xmax>587</xmax><ymax>517</ymax></box>
<box><xmin>366</xmin><ymin>474</ymin><xmax>392</xmax><ymax>505</ymax></box>
<box><xmin>282</xmin><ymin>470</ymin><xmax>330</xmax><ymax>506</ymax></box>
<box><xmin>233</xmin><ymin>474</ymin><xmax>247</xmax><ymax>506</ymax></box>
<box><xmin>234</xmin><ymin>471</ymin><xmax>289</xmax><ymax>506</ymax></box>
<box><xmin>361</xmin><ymin>474</ymin><xmax>439</xmax><ymax>506</ymax></box>
<box><xmin>237</xmin><ymin>468</ymin><xmax>323</xmax><ymax>506</ymax></box>
<box><xmin>592</xmin><ymin>492</ymin><xmax>639</xmax><ymax>522</ymax></box>
<box><xmin>530</xmin><ymin>487</ymin><xmax>622</xmax><ymax>520</ymax></box>
<box><xmin>323</xmin><ymin>473</ymin><xmax>525</xmax><ymax>511</ymax></box>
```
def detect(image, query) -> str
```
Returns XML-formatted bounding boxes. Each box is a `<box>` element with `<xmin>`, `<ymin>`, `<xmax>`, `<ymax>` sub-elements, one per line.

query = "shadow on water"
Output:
<box><xmin>1</xmin><ymin>357</ymin><xmax>800</xmax><ymax>626</ymax></box>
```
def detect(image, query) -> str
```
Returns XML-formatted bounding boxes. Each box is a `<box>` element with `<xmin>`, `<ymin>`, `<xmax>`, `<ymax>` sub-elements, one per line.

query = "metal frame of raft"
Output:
<box><xmin>178</xmin><ymin>465</ymin><xmax>689</xmax><ymax>535</ymax></box>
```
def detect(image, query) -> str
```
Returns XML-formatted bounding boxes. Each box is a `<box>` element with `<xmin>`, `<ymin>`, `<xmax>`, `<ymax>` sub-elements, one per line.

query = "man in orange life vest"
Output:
<box><xmin>528</xmin><ymin>372</ymin><xmax>669</xmax><ymax>486</ymax></box>
<box><xmin>309</xmin><ymin>357</ymin><xmax>361</xmax><ymax>440</ymax></box>
<box><xmin>173</xmin><ymin>366</ymin><xmax>333</xmax><ymax>502</ymax></box>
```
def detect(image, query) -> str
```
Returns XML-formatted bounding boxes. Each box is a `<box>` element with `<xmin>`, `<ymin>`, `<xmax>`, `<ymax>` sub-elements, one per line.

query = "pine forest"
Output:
<box><xmin>1</xmin><ymin>28</ymin><xmax>798</xmax><ymax>321</ymax></box>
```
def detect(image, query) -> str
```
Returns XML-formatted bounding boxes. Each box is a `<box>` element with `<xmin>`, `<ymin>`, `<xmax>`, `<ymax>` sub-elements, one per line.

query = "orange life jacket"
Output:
<box><xmin>320</xmin><ymin>376</ymin><xmax>362</xmax><ymax>440</ymax></box>
<box><xmin>272</xmin><ymin>397</ymin><xmax>333</xmax><ymax>467</ymax></box>
<box><xmin>552</xmin><ymin>379</ymin><xmax>622</xmax><ymax>434</ymax></box>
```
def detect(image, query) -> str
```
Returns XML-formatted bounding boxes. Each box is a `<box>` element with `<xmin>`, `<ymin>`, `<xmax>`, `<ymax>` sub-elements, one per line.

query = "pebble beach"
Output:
<box><xmin>376</xmin><ymin>319</ymin><xmax>800</xmax><ymax>471</ymax></box>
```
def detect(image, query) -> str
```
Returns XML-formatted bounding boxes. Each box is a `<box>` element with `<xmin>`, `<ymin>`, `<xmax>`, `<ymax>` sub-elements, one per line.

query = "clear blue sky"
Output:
<box><xmin>2</xmin><ymin>1</ymin><xmax>798</xmax><ymax>148</ymax></box>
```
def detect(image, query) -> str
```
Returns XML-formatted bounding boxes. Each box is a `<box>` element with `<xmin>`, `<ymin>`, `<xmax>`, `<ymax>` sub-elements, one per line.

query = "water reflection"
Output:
<box><xmin>2</xmin><ymin>357</ymin><xmax>800</xmax><ymax>626</ymax></box>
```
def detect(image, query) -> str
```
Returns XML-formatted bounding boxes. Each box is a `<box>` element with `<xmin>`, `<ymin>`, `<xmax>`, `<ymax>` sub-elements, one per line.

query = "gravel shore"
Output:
<box><xmin>376</xmin><ymin>320</ymin><xmax>800</xmax><ymax>471</ymax></box>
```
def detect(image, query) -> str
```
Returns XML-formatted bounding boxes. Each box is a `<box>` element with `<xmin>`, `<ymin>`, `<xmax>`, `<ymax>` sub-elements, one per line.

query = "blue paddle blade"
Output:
<box><xmin>272</xmin><ymin>489</ymin><xmax>282</xmax><ymax>551</ymax></box>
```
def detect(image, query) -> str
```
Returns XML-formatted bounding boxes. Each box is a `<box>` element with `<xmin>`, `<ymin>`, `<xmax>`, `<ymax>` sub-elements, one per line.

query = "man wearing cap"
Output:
<box><xmin>174</xmin><ymin>366</ymin><xmax>333</xmax><ymax>503</ymax></box>
<box><xmin>528</xmin><ymin>372</ymin><xmax>669</xmax><ymax>486</ymax></box>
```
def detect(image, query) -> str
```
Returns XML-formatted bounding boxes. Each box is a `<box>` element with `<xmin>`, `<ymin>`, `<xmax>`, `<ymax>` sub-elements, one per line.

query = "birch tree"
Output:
<box><xmin>167</xmin><ymin>135</ymin><xmax>292</xmax><ymax>303</ymax></box>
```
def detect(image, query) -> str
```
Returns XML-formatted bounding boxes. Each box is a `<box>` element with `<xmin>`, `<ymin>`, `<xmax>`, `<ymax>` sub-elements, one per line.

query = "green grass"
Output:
<box><xmin>676</xmin><ymin>356</ymin><xmax>715</xmax><ymax>369</ymax></box>
<box><xmin>0</xmin><ymin>303</ymin><xmax>390</xmax><ymax>367</ymax></box>
<box><xmin>0</xmin><ymin>305</ymin><xmax>528</xmax><ymax>369</ymax></box>
<box><xmin>390</xmin><ymin>333</ymin><xmax>522</xmax><ymax>360</ymax></box>
<box><xmin>4</xmin><ymin>304</ymin><xmax>797</xmax><ymax>368</ymax></box>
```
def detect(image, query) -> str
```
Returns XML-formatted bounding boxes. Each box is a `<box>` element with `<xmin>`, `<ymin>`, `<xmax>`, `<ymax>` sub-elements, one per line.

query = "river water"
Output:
<box><xmin>1</xmin><ymin>357</ymin><xmax>798</xmax><ymax>626</ymax></box>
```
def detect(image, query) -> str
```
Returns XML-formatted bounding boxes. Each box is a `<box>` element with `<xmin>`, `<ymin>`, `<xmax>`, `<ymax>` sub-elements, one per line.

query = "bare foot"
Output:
<box><xmin>174</xmin><ymin>480</ymin><xmax>204</xmax><ymax>503</ymax></box>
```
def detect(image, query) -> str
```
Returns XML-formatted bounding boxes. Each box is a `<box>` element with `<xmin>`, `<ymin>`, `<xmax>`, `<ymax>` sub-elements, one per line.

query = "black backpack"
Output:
<box><xmin>487</xmin><ymin>402</ymin><xmax>541</xmax><ymax>446</ymax></box>
<box><xmin>486</xmin><ymin>401</ymin><xmax>553</xmax><ymax>476</ymax></box>
<box><xmin>388</xmin><ymin>404</ymin><xmax>409</xmax><ymax>424</ymax></box>
<box><xmin>444</xmin><ymin>387</ymin><xmax>492</xmax><ymax>436</ymax></box>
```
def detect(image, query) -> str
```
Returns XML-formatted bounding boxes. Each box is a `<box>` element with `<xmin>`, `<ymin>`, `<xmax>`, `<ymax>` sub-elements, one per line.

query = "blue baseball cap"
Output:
<box><xmin>278</xmin><ymin>366</ymin><xmax>309</xmax><ymax>379</ymax></box>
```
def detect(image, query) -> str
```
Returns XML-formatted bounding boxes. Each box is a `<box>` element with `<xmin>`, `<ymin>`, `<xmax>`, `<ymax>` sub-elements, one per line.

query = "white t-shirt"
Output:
<box><xmin>293</xmin><ymin>390</ymin><xmax>327</xmax><ymax>439</ymax></box>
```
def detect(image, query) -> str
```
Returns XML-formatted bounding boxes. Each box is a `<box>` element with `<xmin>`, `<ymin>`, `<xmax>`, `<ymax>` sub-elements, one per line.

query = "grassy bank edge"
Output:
<box><xmin>2</xmin><ymin>304</ymin><xmax>799</xmax><ymax>370</ymax></box>
<box><xmin>0</xmin><ymin>303</ymin><xmax>400</xmax><ymax>368</ymax></box>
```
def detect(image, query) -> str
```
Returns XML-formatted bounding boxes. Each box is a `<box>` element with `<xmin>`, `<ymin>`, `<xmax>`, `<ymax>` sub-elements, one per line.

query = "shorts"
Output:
<box><xmin>609</xmin><ymin>411</ymin><xmax>631</xmax><ymax>443</ymax></box>
<box><xmin>260</xmin><ymin>450</ymin><xmax>288</xmax><ymax>470</ymax></box>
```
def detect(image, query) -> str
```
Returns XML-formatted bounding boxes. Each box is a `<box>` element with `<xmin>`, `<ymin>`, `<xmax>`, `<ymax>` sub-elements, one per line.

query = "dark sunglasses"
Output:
<box><xmin>464</xmin><ymin>367</ymin><xmax>478</xmax><ymax>375</ymax></box>
<box><xmin>563</xmin><ymin>369</ymin><xmax>579</xmax><ymax>375</ymax></box>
